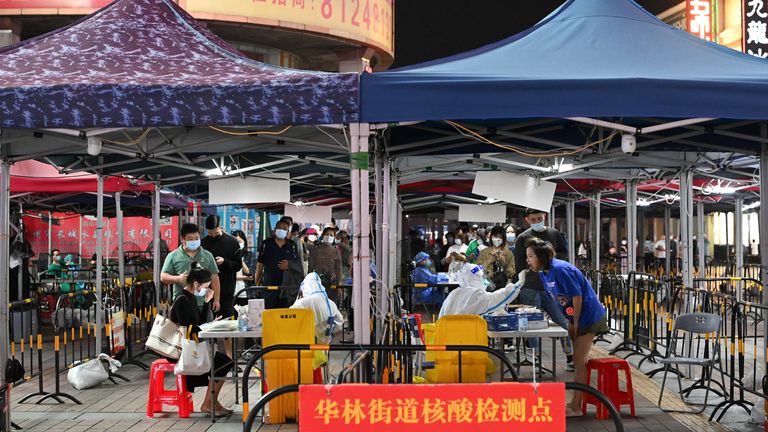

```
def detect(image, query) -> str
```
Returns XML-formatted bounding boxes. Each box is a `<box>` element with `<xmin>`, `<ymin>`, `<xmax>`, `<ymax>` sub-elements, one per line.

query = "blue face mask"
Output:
<box><xmin>530</xmin><ymin>222</ymin><xmax>546</xmax><ymax>232</ymax></box>
<box><xmin>194</xmin><ymin>287</ymin><xmax>208</xmax><ymax>298</ymax></box>
<box><xmin>275</xmin><ymin>229</ymin><xmax>288</xmax><ymax>240</ymax></box>
<box><xmin>425</xmin><ymin>260</ymin><xmax>433</xmax><ymax>268</ymax></box>
<box><xmin>186</xmin><ymin>239</ymin><xmax>201</xmax><ymax>251</ymax></box>
<box><xmin>506</xmin><ymin>233</ymin><xmax>516</xmax><ymax>242</ymax></box>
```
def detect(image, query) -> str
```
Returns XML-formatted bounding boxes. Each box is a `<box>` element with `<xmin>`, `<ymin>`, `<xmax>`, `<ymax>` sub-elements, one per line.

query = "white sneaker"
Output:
<box><xmin>565</xmin><ymin>362</ymin><xmax>576</xmax><ymax>372</ymax></box>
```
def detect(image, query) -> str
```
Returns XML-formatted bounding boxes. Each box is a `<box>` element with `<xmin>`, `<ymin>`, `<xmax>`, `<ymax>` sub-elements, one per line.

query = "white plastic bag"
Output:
<box><xmin>67</xmin><ymin>353</ymin><xmax>121</xmax><ymax>390</ymax></box>
<box><xmin>174</xmin><ymin>337</ymin><xmax>211</xmax><ymax>376</ymax></box>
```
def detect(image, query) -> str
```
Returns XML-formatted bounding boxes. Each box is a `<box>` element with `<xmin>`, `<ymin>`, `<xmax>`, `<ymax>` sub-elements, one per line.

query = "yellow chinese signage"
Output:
<box><xmin>183</xmin><ymin>0</ymin><xmax>393</xmax><ymax>56</ymax></box>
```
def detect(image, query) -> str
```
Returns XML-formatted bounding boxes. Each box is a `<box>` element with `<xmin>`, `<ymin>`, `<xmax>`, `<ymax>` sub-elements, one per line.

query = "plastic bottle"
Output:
<box><xmin>238</xmin><ymin>314</ymin><xmax>249</xmax><ymax>332</ymax></box>
<box><xmin>517</xmin><ymin>312</ymin><xmax>528</xmax><ymax>332</ymax></box>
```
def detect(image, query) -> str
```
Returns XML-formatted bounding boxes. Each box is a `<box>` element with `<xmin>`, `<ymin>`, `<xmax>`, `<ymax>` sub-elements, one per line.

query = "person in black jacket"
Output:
<box><xmin>202</xmin><ymin>215</ymin><xmax>243</xmax><ymax>318</ymax></box>
<box><xmin>170</xmin><ymin>263</ymin><xmax>233</xmax><ymax>417</ymax></box>
<box><xmin>202</xmin><ymin>215</ymin><xmax>242</xmax><ymax>358</ymax></box>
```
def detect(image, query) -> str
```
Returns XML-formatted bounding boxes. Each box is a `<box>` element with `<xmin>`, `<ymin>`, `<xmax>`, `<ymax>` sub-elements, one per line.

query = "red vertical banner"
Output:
<box><xmin>299</xmin><ymin>383</ymin><xmax>565</xmax><ymax>432</ymax></box>
<box><xmin>686</xmin><ymin>0</ymin><xmax>713</xmax><ymax>41</ymax></box>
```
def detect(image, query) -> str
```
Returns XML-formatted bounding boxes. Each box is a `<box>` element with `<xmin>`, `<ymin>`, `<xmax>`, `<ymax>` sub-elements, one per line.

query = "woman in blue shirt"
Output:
<box><xmin>525</xmin><ymin>238</ymin><xmax>608</xmax><ymax>417</ymax></box>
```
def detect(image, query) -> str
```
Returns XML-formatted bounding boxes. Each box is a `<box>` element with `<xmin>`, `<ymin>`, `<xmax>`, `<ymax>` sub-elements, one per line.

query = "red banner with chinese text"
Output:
<box><xmin>299</xmin><ymin>383</ymin><xmax>565</xmax><ymax>432</ymax></box>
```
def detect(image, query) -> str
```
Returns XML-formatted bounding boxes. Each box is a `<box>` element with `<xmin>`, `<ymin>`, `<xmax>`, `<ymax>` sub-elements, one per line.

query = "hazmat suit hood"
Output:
<box><xmin>290</xmin><ymin>272</ymin><xmax>344</xmax><ymax>343</ymax></box>
<box><xmin>439</xmin><ymin>263</ymin><xmax>525</xmax><ymax>319</ymax></box>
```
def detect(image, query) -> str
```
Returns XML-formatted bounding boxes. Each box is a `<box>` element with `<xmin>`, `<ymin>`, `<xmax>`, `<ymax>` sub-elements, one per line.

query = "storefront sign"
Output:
<box><xmin>182</xmin><ymin>0</ymin><xmax>394</xmax><ymax>55</ymax></box>
<box><xmin>0</xmin><ymin>0</ymin><xmax>110</xmax><ymax>9</ymax></box>
<box><xmin>299</xmin><ymin>383</ymin><xmax>565</xmax><ymax>431</ymax></box>
<box><xmin>686</xmin><ymin>0</ymin><xmax>713</xmax><ymax>41</ymax></box>
<box><xmin>744</xmin><ymin>0</ymin><xmax>768</xmax><ymax>58</ymax></box>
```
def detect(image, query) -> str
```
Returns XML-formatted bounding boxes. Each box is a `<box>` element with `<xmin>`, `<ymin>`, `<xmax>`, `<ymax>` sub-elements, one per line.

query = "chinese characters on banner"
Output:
<box><xmin>22</xmin><ymin>213</ymin><xmax>179</xmax><ymax>257</ymax></box>
<box><xmin>687</xmin><ymin>0</ymin><xmax>713</xmax><ymax>41</ymax></box>
<box><xmin>299</xmin><ymin>383</ymin><xmax>565</xmax><ymax>432</ymax></box>
<box><xmin>745</xmin><ymin>0</ymin><xmax>768</xmax><ymax>58</ymax></box>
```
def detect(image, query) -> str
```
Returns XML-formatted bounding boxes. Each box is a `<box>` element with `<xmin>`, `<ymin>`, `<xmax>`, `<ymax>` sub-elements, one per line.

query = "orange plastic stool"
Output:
<box><xmin>146</xmin><ymin>359</ymin><xmax>193</xmax><ymax>418</ymax></box>
<box><xmin>581</xmin><ymin>358</ymin><xmax>636</xmax><ymax>419</ymax></box>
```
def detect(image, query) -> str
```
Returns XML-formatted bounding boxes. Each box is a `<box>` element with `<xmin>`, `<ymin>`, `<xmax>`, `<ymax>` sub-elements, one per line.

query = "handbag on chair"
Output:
<box><xmin>145</xmin><ymin>313</ymin><xmax>184</xmax><ymax>359</ymax></box>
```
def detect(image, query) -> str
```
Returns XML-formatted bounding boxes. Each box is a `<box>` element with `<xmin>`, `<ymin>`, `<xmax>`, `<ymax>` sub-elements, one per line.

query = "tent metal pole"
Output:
<box><xmin>95</xmin><ymin>175</ymin><xmax>104</xmax><ymax>355</ymax></box>
<box><xmin>0</xmin><ymin>161</ymin><xmax>11</xmax><ymax>432</ymax></box>
<box><xmin>760</xmin><ymin>125</ymin><xmax>768</xmax><ymax>376</ymax></box>
<box><xmin>626</xmin><ymin>181</ymin><xmax>638</xmax><ymax>273</ymax></box>
<box><xmin>566</xmin><ymin>199</ymin><xmax>576</xmax><ymax>263</ymax></box>
<box><xmin>664</xmin><ymin>206</ymin><xmax>671</xmax><ymax>277</ymax></box>
<box><xmin>698</xmin><ymin>201</ymin><xmax>706</xmax><ymax>277</ymax></box>
<box><xmin>350</xmin><ymin>123</ymin><xmax>371</xmax><ymax>345</ymax></box>
<box><xmin>680</xmin><ymin>169</ymin><xmax>694</xmax><ymax>290</ymax></box>
<box><xmin>594</xmin><ymin>192</ymin><xmax>601</xmax><ymax>296</ymax></box>
<box><xmin>388</xmin><ymin>163</ymin><xmax>398</xmax><ymax>288</ymax></box>
<box><xmin>47</xmin><ymin>211</ymin><xmax>52</xmax><ymax>266</ymax></box>
<box><xmin>373</xmin><ymin>146</ymin><xmax>383</xmax><ymax>340</ymax></box>
<box><xmin>116</xmin><ymin>192</ymin><xmax>126</xmax><ymax>309</ymax></box>
<box><xmin>153</xmin><ymin>184</ymin><xmax>161</xmax><ymax>308</ymax></box>
<box><xmin>78</xmin><ymin>215</ymin><xmax>83</xmax><ymax>264</ymax></box>
<box><xmin>735</xmin><ymin>195</ymin><xmax>744</xmax><ymax>301</ymax></box>
<box><xmin>382</xmin><ymin>157</ymin><xmax>392</xmax><ymax>321</ymax></box>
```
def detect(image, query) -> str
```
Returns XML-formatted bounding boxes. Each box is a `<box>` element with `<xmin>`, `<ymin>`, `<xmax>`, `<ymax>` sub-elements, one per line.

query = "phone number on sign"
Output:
<box><xmin>268</xmin><ymin>0</ymin><xmax>393</xmax><ymax>48</ymax></box>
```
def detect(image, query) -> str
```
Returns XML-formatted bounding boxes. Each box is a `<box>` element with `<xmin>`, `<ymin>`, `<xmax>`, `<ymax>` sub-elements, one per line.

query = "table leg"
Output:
<box><xmin>234</xmin><ymin>338</ymin><xmax>239</xmax><ymax>404</ymax></box>
<box><xmin>210</xmin><ymin>340</ymin><xmax>215</xmax><ymax>423</ymax></box>
<box><xmin>551</xmin><ymin>337</ymin><xmax>557</xmax><ymax>382</ymax></box>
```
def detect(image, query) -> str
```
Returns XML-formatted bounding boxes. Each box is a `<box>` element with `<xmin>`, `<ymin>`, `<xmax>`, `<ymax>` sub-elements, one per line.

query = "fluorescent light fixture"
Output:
<box><xmin>745</xmin><ymin>201</ymin><xmax>761</xmax><ymax>210</ymax></box>
<box><xmin>637</xmin><ymin>199</ymin><xmax>651</xmax><ymax>207</ymax></box>
<box><xmin>484</xmin><ymin>197</ymin><xmax>499</xmax><ymax>204</ymax></box>
<box><xmin>710</xmin><ymin>185</ymin><xmax>736</xmax><ymax>194</ymax></box>
<box><xmin>204</xmin><ymin>165</ymin><xmax>231</xmax><ymax>177</ymax></box>
<box><xmin>557</xmin><ymin>163</ymin><xmax>574</xmax><ymax>173</ymax></box>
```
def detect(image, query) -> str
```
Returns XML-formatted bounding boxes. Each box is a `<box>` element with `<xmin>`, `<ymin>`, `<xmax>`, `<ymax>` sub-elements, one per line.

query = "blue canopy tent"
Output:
<box><xmin>357</xmin><ymin>2</ymin><xmax>768</xmax><ymax>374</ymax></box>
<box><xmin>361</xmin><ymin>0</ymin><xmax>768</xmax><ymax>121</ymax></box>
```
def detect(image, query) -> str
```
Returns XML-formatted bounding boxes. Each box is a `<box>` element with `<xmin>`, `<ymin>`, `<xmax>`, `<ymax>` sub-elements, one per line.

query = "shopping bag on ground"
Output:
<box><xmin>174</xmin><ymin>326</ymin><xmax>211</xmax><ymax>376</ymax></box>
<box><xmin>67</xmin><ymin>354</ymin><xmax>121</xmax><ymax>390</ymax></box>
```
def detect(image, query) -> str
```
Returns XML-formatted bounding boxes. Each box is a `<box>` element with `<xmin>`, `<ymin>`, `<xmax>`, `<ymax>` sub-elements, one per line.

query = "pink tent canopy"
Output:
<box><xmin>9</xmin><ymin>160</ymin><xmax>154</xmax><ymax>193</ymax></box>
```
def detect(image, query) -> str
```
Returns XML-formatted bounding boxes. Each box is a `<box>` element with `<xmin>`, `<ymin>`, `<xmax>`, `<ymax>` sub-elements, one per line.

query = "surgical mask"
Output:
<box><xmin>186</xmin><ymin>239</ymin><xmax>201</xmax><ymax>251</ymax></box>
<box><xmin>307</xmin><ymin>235</ymin><xmax>317</xmax><ymax>242</ymax></box>
<box><xmin>531</xmin><ymin>222</ymin><xmax>546</xmax><ymax>232</ymax></box>
<box><xmin>238</xmin><ymin>241</ymin><xmax>245</xmax><ymax>250</ymax></box>
<box><xmin>492</xmin><ymin>238</ymin><xmax>503</xmax><ymax>247</ymax></box>
<box><xmin>194</xmin><ymin>287</ymin><xmax>208</xmax><ymax>298</ymax></box>
<box><xmin>425</xmin><ymin>260</ymin><xmax>433</xmax><ymax>268</ymax></box>
<box><xmin>468</xmin><ymin>234</ymin><xmax>476</xmax><ymax>240</ymax></box>
<box><xmin>324</xmin><ymin>236</ymin><xmax>335</xmax><ymax>244</ymax></box>
<box><xmin>454</xmin><ymin>238</ymin><xmax>463</xmax><ymax>246</ymax></box>
<box><xmin>506</xmin><ymin>233</ymin><xmax>516</xmax><ymax>243</ymax></box>
<box><xmin>275</xmin><ymin>229</ymin><xmax>288</xmax><ymax>240</ymax></box>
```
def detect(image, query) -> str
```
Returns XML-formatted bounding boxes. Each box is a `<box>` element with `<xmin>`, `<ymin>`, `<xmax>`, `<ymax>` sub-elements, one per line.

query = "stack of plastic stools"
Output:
<box><xmin>581</xmin><ymin>357</ymin><xmax>636</xmax><ymax>419</ymax></box>
<box><xmin>146</xmin><ymin>359</ymin><xmax>193</xmax><ymax>418</ymax></box>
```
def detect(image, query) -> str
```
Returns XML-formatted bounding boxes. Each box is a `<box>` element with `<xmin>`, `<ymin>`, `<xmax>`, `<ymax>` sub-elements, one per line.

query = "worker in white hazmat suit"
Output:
<box><xmin>290</xmin><ymin>272</ymin><xmax>344</xmax><ymax>343</ymax></box>
<box><xmin>290</xmin><ymin>272</ymin><xmax>344</xmax><ymax>376</ymax></box>
<box><xmin>438</xmin><ymin>263</ymin><xmax>526</xmax><ymax>319</ymax></box>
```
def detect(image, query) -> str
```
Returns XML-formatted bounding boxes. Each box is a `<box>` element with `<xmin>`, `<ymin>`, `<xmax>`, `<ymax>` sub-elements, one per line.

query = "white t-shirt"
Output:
<box><xmin>655</xmin><ymin>240</ymin><xmax>667</xmax><ymax>258</ymax></box>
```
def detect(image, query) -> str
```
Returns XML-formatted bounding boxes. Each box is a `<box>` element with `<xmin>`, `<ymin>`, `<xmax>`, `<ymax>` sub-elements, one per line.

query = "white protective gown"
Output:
<box><xmin>290</xmin><ymin>272</ymin><xmax>344</xmax><ymax>344</ymax></box>
<box><xmin>439</xmin><ymin>263</ymin><xmax>525</xmax><ymax>319</ymax></box>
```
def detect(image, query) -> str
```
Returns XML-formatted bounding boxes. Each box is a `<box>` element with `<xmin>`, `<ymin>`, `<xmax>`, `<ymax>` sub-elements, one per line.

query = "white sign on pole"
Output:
<box><xmin>208</xmin><ymin>177</ymin><xmax>290</xmax><ymax>205</ymax></box>
<box><xmin>457</xmin><ymin>204</ymin><xmax>507</xmax><ymax>223</ymax></box>
<box><xmin>472</xmin><ymin>171</ymin><xmax>556</xmax><ymax>212</ymax></box>
<box><xmin>283</xmin><ymin>204</ymin><xmax>332</xmax><ymax>224</ymax></box>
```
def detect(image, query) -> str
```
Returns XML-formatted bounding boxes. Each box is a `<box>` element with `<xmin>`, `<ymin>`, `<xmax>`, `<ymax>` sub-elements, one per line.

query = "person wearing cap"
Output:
<box><xmin>513</xmin><ymin>208</ymin><xmax>574</xmax><ymax>369</ymax></box>
<box><xmin>308</xmin><ymin>227</ymin><xmax>343</xmax><ymax>303</ymax></box>
<box><xmin>410</xmin><ymin>251</ymin><xmax>444</xmax><ymax>307</ymax></box>
<box><xmin>201</xmin><ymin>215</ymin><xmax>242</xmax><ymax>322</ymax></box>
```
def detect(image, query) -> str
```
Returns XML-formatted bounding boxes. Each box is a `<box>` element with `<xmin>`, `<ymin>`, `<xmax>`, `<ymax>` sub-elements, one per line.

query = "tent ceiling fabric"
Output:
<box><xmin>360</xmin><ymin>0</ymin><xmax>768</xmax><ymax>121</ymax></box>
<box><xmin>0</xmin><ymin>0</ymin><xmax>359</xmax><ymax>128</ymax></box>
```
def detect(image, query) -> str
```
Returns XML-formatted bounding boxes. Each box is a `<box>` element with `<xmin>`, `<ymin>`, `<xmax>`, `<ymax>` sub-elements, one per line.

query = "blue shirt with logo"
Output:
<box><xmin>539</xmin><ymin>258</ymin><xmax>605</xmax><ymax>329</ymax></box>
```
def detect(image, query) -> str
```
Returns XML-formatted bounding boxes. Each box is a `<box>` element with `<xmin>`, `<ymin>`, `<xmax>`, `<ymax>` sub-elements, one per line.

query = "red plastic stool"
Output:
<box><xmin>581</xmin><ymin>358</ymin><xmax>636</xmax><ymax>419</ymax></box>
<box><xmin>146</xmin><ymin>359</ymin><xmax>193</xmax><ymax>418</ymax></box>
